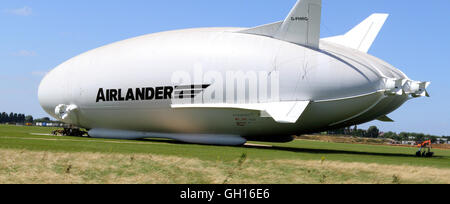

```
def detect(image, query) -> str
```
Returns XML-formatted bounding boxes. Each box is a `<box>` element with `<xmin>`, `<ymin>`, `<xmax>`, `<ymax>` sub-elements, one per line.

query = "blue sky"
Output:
<box><xmin>0</xmin><ymin>0</ymin><xmax>449</xmax><ymax>136</ymax></box>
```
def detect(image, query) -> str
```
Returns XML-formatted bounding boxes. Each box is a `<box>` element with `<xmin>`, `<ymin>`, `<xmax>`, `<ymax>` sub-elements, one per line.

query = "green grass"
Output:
<box><xmin>1</xmin><ymin>124</ymin><xmax>449</xmax><ymax>168</ymax></box>
<box><xmin>1</xmin><ymin>124</ymin><xmax>449</xmax><ymax>184</ymax></box>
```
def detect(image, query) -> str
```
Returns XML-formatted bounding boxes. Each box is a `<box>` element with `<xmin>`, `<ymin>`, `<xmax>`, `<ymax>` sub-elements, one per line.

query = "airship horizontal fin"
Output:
<box><xmin>322</xmin><ymin>13</ymin><xmax>389</xmax><ymax>53</ymax></box>
<box><xmin>237</xmin><ymin>0</ymin><xmax>322</xmax><ymax>49</ymax></box>
<box><xmin>172</xmin><ymin>101</ymin><xmax>310</xmax><ymax>124</ymax></box>
<box><xmin>262</xmin><ymin>101</ymin><xmax>310</xmax><ymax>123</ymax></box>
<box><xmin>377</xmin><ymin>115</ymin><xmax>394</xmax><ymax>122</ymax></box>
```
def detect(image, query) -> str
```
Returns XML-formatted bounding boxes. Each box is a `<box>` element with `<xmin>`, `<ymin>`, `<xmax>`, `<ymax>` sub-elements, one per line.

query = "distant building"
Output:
<box><xmin>402</xmin><ymin>141</ymin><xmax>416</xmax><ymax>146</ymax></box>
<box><xmin>35</xmin><ymin>122</ymin><xmax>64</xmax><ymax>127</ymax></box>
<box><xmin>386</xmin><ymin>138</ymin><xmax>399</xmax><ymax>144</ymax></box>
<box><xmin>436</xmin><ymin>138</ymin><xmax>449</xmax><ymax>144</ymax></box>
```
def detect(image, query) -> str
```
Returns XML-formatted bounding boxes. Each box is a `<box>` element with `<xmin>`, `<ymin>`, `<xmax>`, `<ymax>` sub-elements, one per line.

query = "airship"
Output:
<box><xmin>38</xmin><ymin>0</ymin><xmax>430</xmax><ymax>146</ymax></box>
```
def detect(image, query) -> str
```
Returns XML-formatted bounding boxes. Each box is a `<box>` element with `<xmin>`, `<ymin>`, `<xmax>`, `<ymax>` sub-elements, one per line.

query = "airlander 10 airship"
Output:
<box><xmin>39</xmin><ymin>0</ymin><xmax>430</xmax><ymax>145</ymax></box>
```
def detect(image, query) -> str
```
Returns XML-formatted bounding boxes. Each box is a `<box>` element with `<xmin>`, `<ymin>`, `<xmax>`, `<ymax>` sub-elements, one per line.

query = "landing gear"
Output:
<box><xmin>416</xmin><ymin>140</ymin><xmax>434</xmax><ymax>158</ymax></box>
<box><xmin>416</xmin><ymin>151</ymin><xmax>434</xmax><ymax>157</ymax></box>
<box><xmin>52</xmin><ymin>128</ymin><xmax>88</xmax><ymax>137</ymax></box>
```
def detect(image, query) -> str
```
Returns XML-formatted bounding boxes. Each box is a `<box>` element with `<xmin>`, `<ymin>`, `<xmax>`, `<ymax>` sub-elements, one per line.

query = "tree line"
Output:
<box><xmin>327</xmin><ymin>126</ymin><xmax>447</xmax><ymax>143</ymax></box>
<box><xmin>0</xmin><ymin>112</ymin><xmax>33</xmax><ymax>124</ymax></box>
<box><xmin>0</xmin><ymin>112</ymin><xmax>59</xmax><ymax>124</ymax></box>
<box><xmin>380</xmin><ymin>131</ymin><xmax>444</xmax><ymax>143</ymax></box>
<box><xmin>327</xmin><ymin>126</ymin><xmax>381</xmax><ymax>138</ymax></box>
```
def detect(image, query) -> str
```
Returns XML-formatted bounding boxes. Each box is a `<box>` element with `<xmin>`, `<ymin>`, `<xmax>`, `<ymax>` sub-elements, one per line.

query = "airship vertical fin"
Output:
<box><xmin>322</xmin><ymin>14</ymin><xmax>389</xmax><ymax>53</ymax></box>
<box><xmin>237</xmin><ymin>0</ymin><xmax>322</xmax><ymax>49</ymax></box>
<box><xmin>274</xmin><ymin>0</ymin><xmax>322</xmax><ymax>48</ymax></box>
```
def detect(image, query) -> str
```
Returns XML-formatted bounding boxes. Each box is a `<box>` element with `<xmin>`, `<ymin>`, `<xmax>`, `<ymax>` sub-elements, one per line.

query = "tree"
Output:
<box><xmin>328</xmin><ymin>128</ymin><xmax>346</xmax><ymax>135</ymax></box>
<box><xmin>414</xmin><ymin>133</ymin><xmax>426</xmax><ymax>142</ymax></box>
<box><xmin>1</xmin><ymin>112</ymin><xmax>36</xmax><ymax>124</ymax></box>
<box><xmin>0</xmin><ymin>112</ymin><xmax>6</xmax><ymax>123</ymax></box>
<box><xmin>351</xmin><ymin>129</ymin><xmax>367</xmax><ymax>138</ymax></box>
<box><xmin>34</xmin><ymin>117</ymin><xmax>53</xmax><ymax>123</ymax></box>
<box><xmin>429</xmin><ymin>136</ymin><xmax>438</xmax><ymax>143</ymax></box>
<box><xmin>399</xmin><ymin>132</ymin><xmax>409</xmax><ymax>141</ymax></box>
<box><xmin>13</xmin><ymin>113</ymin><xmax>18</xmax><ymax>123</ymax></box>
<box><xmin>9</xmin><ymin>113</ymin><xmax>14</xmax><ymax>123</ymax></box>
<box><xmin>25</xmin><ymin>115</ymin><xmax>34</xmax><ymax>123</ymax></box>
<box><xmin>367</xmin><ymin>126</ymin><xmax>380</xmax><ymax>138</ymax></box>
<box><xmin>18</xmin><ymin>114</ymin><xmax>22</xmax><ymax>123</ymax></box>
<box><xmin>3</xmin><ymin>112</ymin><xmax>9</xmax><ymax>123</ymax></box>
<box><xmin>381</xmin><ymin>131</ymin><xmax>397</xmax><ymax>139</ymax></box>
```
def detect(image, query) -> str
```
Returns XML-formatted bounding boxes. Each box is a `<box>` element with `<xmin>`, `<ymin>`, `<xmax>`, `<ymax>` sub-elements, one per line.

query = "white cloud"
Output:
<box><xmin>13</xmin><ymin>50</ymin><xmax>37</xmax><ymax>57</ymax></box>
<box><xmin>4</xmin><ymin>6</ymin><xmax>33</xmax><ymax>16</ymax></box>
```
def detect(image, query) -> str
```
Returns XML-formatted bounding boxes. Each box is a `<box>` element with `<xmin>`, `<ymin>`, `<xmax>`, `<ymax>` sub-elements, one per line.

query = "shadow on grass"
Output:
<box><xmin>244</xmin><ymin>145</ymin><xmax>443</xmax><ymax>158</ymax></box>
<box><xmin>140</xmin><ymin>138</ymin><xmax>444</xmax><ymax>159</ymax></box>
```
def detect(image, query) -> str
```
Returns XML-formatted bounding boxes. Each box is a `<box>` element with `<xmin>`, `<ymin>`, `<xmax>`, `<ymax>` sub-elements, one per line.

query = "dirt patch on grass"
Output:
<box><xmin>298</xmin><ymin>135</ymin><xmax>390</xmax><ymax>145</ymax></box>
<box><xmin>273</xmin><ymin>160</ymin><xmax>450</xmax><ymax>184</ymax></box>
<box><xmin>0</xmin><ymin>149</ymin><xmax>225</xmax><ymax>184</ymax></box>
<box><xmin>298</xmin><ymin>135</ymin><xmax>450</xmax><ymax>150</ymax></box>
<box><xmin>0</xmin><ymin>149</ymin><xmax>448</xmax><ymax>184</ymax></box>
<box><xmin>431</xmin><ymin>144</ymin><xmax>450</xmax><ymax>150</ymax></box>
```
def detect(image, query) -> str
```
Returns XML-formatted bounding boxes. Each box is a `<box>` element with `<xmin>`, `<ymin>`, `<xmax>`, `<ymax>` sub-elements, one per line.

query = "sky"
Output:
<box><xmin>0</xmin><ymin>0</ymin><xmax>449</xmax><ymax>136</ymax></box>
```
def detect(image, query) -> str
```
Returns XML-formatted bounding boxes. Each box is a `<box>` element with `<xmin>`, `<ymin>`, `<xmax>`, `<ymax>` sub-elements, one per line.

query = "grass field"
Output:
<box><xmin>0</xmin><ymin>125</ymin><xmax>449</xmax><ymax>184</ymax></box>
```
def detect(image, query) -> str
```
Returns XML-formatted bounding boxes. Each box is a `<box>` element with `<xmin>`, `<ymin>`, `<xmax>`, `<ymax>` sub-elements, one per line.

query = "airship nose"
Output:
<box><xmin>38</xmin><ymin>68</ymin><xmax>70</xmax><ymax>118</ymax></box>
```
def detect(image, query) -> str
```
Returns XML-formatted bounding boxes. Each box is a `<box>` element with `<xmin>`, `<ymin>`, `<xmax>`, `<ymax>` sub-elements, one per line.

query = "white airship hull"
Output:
<box><xmin>38</xmin><ymin>1</ymin><xmax>428</xmax><ymax>145</ymax></box>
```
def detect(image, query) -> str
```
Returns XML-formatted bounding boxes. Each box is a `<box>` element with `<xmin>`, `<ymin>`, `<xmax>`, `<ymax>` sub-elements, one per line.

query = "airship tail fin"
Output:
<box><xmin>322</xmin><ymin>13</ymin><xmax>389</xmax><ymax>53</ymax></box>
<box><xmin>377</xmin><ymin>115</ymin><xmax>394</xmax><ymax>122</ymax></box>
<box><xmin>237</xmin><ymin>0</ymin><xmax>322</xmax><ymax>49</ymax></box>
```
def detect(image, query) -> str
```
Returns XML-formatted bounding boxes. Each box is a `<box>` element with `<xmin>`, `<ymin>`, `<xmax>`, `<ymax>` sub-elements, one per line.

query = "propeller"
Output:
<box><xmin>55</xmin><ymin>104</ymin><xmax>79</xmax><ymax>121</ymax></box>
<box><xmin>384</xmin><ymin>78</ymin><xmax>407</xmax><ymax>96</ymax></box>
<box><xmin>403</xmin><ymin>80</ymin><xmax>431</xmax><ymax>98</ymax></box>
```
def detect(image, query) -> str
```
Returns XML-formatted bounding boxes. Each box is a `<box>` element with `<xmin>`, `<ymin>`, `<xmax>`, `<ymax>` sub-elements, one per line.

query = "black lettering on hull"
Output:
<box><xmin>95</xmin><ymin>84</ymin><xmax>210</xmax><ymax>103</ymax></box>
